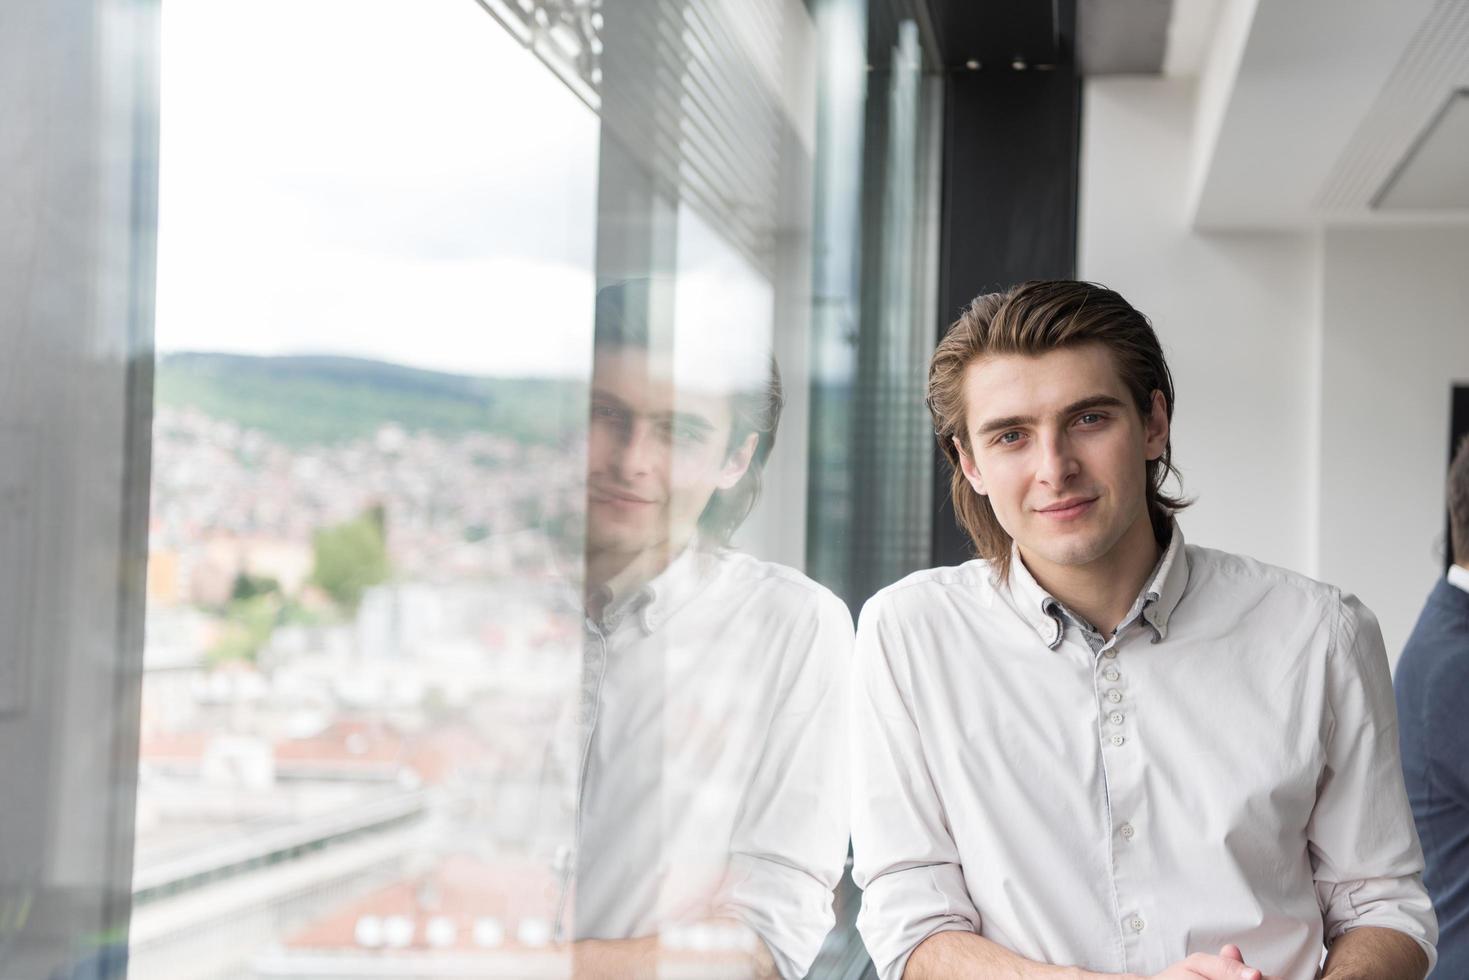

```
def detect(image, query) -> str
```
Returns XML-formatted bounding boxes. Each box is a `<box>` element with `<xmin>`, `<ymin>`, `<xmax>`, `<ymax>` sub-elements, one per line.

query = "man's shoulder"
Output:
<box><xmin>1399</xmin><ymin>580</ymin><xmax>1469</xmax><ymax>685</ymax></box>
<box><xmin>1184</xmin><ymin>542</ymin><xmax>1340</xmax><ymax>609</ymax></box>
<box><xmin>860</xmin><ymin>559</ymin><xmax>997</xmax><ymax>621</ymax></box>
<box><xmin>706</xmin><ymin>548</ymin><xmax>852</xmax><ymax>624</ymax></box>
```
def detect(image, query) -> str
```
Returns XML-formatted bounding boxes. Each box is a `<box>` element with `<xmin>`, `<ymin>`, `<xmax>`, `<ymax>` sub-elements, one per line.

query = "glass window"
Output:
<box><xmin>136</xmin><ymin>1</ymin><xmax>940</xmax><ymax>977</ymax></box>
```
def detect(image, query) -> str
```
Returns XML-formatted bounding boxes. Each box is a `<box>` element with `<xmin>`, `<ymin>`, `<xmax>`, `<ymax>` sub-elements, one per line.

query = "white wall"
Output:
<box><xmin>1079</xmin><ymin>77</ymin><xmax>1319</xmax><ymax>575</ymax></box>
<box><xmin>1318</xmin><ymin>226</ymin><xmax>1469</xmax><ymax>656</ymax></box>
<box><xmin>1080</xmin><ymin>77</ymin><xmax>1469</xmax><ymax>660</ymax></box>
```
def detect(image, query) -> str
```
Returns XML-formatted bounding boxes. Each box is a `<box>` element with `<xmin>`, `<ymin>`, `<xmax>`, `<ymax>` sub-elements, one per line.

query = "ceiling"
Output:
<box><xmin>1376</xmin><ymin>89</ymin><xmax>1469</xmax><ymax>211</ymax></box>
<box><xmin>1189</xmin><ymin>0</ymin><xmax>1469</xmax><ymax>228</ymax></box>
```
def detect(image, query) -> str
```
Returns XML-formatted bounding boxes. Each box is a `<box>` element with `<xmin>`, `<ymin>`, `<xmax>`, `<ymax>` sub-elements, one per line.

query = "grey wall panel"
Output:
<box><xmin>0</xmin><ymin>0</ymin><xmax>157</xmax><ymax>976</ymax></box>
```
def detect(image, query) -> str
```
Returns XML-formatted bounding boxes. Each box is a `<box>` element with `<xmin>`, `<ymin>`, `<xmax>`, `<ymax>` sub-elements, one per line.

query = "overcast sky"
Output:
<box><xmin>155</xmin><ymin>0</ymin><xmax>600</xmax><ymax>377</ymax></box>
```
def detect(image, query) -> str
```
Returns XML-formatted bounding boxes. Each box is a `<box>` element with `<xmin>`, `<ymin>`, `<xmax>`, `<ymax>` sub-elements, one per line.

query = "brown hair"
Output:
<box><xmin>1450</xmin><ymin>434</ymin><xmax>1469</xmax><ymax>566</ymax></box>
<box><xmin>593</xmin><ymin>279</ymin><xmax>783</xmax><ymax>545</ymax></box>
<box><xmin>927</xmin><ymin>280</ymin><xmax>1188</xmax><ymax>580</ymax></box>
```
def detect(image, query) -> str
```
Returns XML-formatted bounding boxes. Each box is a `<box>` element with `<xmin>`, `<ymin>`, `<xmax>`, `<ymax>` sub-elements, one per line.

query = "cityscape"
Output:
<box><xmin>134</xmin><ymin>358</ymin><xmax>591</xmax><ymax>979</ymax></box>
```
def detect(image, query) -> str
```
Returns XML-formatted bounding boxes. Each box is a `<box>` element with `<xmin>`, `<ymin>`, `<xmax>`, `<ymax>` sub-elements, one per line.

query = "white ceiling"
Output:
<box><xmin>1186</xmin><ymin>0</ymin><xmax>1469</xmax><ymax>229</ymax></box>
<box><xmin>1320</xmin><ymin>0</ymin><xmax>1469</xmax><ymax>218</ymax></box>
<box><xmin>1376</xmin><ymin>89</ymin><xmax>1469</xmax><ymax>211</ymax></box>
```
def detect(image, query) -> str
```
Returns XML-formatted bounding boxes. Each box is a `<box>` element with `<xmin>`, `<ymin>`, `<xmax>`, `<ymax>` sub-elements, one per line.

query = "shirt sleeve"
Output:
<box><xmin>1308</xmin><ymin>592</ymin><xmax>1438</xmax><ymax>971</ymax></box>
<box><xmin>714</xmin><ymin>589</ymin><xmax>854</xmax><ymax>980</ymax></box>
<box><xmin>850</xmin><ymin>592</ymin><xmax>980</xmax><ymax>980</ymax></box>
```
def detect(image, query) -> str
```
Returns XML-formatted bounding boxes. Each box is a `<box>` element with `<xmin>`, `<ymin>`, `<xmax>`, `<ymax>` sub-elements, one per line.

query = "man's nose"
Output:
<box><xmin>1036</xmin><ymin>430</ymin><xmax>1080</xmax><ymax>488</ymax></box>
<box><xmin>610</xmin><ymin>419</ymin><xmax>658</xmax><ymax>480</ymax></box>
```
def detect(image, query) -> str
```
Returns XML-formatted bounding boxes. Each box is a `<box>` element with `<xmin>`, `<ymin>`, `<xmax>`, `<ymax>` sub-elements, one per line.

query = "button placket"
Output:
<box><xmin>1095</xmin><ymin>635</ymin><xmax>1154</xmax><ymax>967</ymax></box>
<box><xmin>561</xmin><ymin>623</ymin><xmax>611</xmax><ymax>940</ymax></box>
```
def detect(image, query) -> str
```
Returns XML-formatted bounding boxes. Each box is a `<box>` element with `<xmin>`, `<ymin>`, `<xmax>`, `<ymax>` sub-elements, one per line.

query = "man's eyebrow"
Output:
<box><xmin>589</xmin><ymin>392</ymin><xmax>717</xmax><ymax>432</ymax></box>
<box><xmin>1061</xmin><ymin>394</ymin><xmax>1128</xmax><ymax>416</ymax></box>
<box><xmin>589</xmin><ymin>388</ymin><xmax>628</xmax><ymax>407</ymax></box>
<box><xmin>658</xmin><ymin>411</ymin><xmax>716</xmax><ymax>432</ymax></box>
<box><xmin>973</xmin><ymin>394</ymin><xmax>1128</xmax><ymax>437</ymax></box>
<box><xmin>974</xmin><ymin>412</ymin><xmax>1036</xmax><ymax>437</ymax></box>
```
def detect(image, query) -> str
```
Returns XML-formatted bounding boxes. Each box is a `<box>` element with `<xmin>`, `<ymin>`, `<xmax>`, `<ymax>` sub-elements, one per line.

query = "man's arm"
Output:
<box><xmin>1307</xmin><ymin>595</ymin><xmax>1437</xmax><ymax>972</ymax></box>
<box><xmin>713</xmin><ymin>589</ymin><xmax>853</xmax><ymax>978</ymax></box>
<box><xmin>906</xmin><ymin>932</ymin><xmax>1269</xmax><ymax>980</ymax></box>
<box><xmin>572</xmin><ymin>927</ymin><xmax>779</xmax><ymax>980</ymax></box>
<box><xmin>1320</xmin><ymin>926</ymin><xmax>1428</xmax><ymax>980</ymax></box>
<box><xmin>571</xmin><ymin>936</ymin><xmax>657</xmax><ymax>980</ymax></box>
<box><xmin>850</xmin><ymin>594</ymin><xmax>983</xmax><ymax>980</ymax></box>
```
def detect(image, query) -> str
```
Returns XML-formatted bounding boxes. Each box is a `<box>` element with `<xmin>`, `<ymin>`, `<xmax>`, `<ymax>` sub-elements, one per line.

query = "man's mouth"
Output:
<box><xmin>1035</xmin><ymin>496</ymin><xmax>1097</xmax><ymax>521</ymax></box>
<box><xmin>589</xmin><ymin>487</ymin><xmax>658</xmax><ymax>507</ymax></box>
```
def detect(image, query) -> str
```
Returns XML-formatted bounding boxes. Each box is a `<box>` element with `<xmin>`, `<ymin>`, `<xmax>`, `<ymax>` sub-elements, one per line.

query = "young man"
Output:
<box><xmin>557</xmin><ymin>280</ymin><xmax>851</xmax><ymax>979</ymax></box>
<box><xmin>850</xmin><ymin>281</ymin><xmax>1436</xmax><ymax>980</ymax></box>
<box><xmin>1396</xmin><ymin>434</ymin><xmax>1469</xmax><ymax>978</ymax></box>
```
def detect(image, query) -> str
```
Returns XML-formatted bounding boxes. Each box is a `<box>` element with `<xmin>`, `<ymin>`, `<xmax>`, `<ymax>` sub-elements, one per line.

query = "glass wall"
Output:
<box><xmin>5</xmin><ymin>0</ymin><xmax>942</xmax><ymax>977</ymax></box>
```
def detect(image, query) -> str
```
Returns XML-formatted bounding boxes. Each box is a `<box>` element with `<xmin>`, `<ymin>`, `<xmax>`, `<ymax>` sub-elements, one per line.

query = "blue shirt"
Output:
<box><xmin>1396</xmin><ymin>570</ymin><xmax>1469</xmax><ymax>978</ymax></box>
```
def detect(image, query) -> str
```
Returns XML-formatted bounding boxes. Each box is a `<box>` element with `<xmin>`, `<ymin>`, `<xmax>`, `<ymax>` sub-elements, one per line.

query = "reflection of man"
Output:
<box><xmin>1396</xmin><ymin>435</ymin><xmax>1469</xmax><ymax>978</ymax></box>
<box><xmin>851</xmin><ymin>281</ymin><xmax>1436</xmax><ymax>980</ymax></box>
<box><xmin>561</xmin><ymin>280</ymin><xmax>851</xmax><ymax>979</ymax></box>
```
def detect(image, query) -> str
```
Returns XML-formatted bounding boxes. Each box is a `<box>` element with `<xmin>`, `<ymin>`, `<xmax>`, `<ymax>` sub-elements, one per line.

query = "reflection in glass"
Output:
<box><xmin>557</xmin><ymin>281</ymin><xmax>851</xmax><ymax>978</ymax></box>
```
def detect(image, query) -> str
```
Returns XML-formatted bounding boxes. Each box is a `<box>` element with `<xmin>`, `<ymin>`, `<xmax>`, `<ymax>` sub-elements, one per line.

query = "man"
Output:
<box><xmin>851</xmin><ymin>281</ymin><xmax>1436</xmax><ymax>980</ymax></box>
<box><xmin>555</xmin><ymin>280</ymin><xmax>851</xmax><ymax>979</ymax></box>
<box><xmin>1396</xmin><ymin>434</ymin><xmax>1469</xmax><ymax>978</ymax></box>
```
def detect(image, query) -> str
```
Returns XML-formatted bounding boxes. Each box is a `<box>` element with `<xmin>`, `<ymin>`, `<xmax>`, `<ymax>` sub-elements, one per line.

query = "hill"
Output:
<box><xmin>155</xmin><ymin>352</ymin><xmax>586</xmax><ymax>447</ymax></box>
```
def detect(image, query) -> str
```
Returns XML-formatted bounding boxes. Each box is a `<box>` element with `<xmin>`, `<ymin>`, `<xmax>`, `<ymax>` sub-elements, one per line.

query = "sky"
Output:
<box><xmin>155</xmin><ymin>0</ymin><xmax>601</xmax><ymax>377</ymax></box>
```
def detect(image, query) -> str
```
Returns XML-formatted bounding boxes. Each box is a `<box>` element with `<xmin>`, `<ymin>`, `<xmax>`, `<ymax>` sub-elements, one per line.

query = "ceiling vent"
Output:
<box><xmin>1374</xmin><ymin>88</ymin><xmax>1469</xmax><ymax>210</ymax></box>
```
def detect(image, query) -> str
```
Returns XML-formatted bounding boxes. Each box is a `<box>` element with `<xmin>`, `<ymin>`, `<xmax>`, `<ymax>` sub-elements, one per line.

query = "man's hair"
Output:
<box><xmin>1450</xmin><ymin>434</ymin><xmax>1469</xmax><ymax>566</ymax></box>
<box><xmin>593</xmin><ymin>279</ymin><xmax>783</xmax><ymax>544</ymax></box>
<box><xmin>926</xmin><ymin>280</ymin><xmax>1188</xmax><ymax>580</ymax></box>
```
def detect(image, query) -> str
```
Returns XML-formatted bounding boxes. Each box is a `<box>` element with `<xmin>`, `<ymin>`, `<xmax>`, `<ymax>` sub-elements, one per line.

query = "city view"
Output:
<box><xmin>133</xmin><ymin>354</ymin><xmax>590</xmax><ymax>978</ymax></box>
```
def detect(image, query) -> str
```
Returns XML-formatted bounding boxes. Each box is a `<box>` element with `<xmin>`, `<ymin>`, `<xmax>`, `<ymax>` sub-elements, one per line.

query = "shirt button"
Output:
<box><xmin>1110</xmin><ymin>734</ymin><xmax>1125</xmax><ymax>747</ymax></box>
<box><xmin>1130</xmin><ymin>917</ymin><xmax>1145</xmax><ymax>933</ymax></box>
<box><xmin>1109</xmin><ymin>711</ymin><xmax>1124</xmax><ymax>725</ymax></box>
<box><xmin>1119</xmin><ymin>822</ymin><xmax>1135</xmax><ymax>840</ymax></box>
<box><xmin>1103</xmin><ymin>649</ymin><xmax>1118</xmax><ymax>659</ymax></box>
<box><xmin>1104</xmin><ymin>668</ymin><xmax>1120</xmax><ymax>681</ymax></box>
<box><xmin>1106</xmin><ymin>689</ymin><xmax>1123</xmax><ymax>703</ymax></box>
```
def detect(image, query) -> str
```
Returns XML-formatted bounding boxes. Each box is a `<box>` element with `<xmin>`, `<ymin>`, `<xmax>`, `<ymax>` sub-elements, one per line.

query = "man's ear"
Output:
<box><xmin>1143</xmin><ymin>389</ymin><xmax>1170</xmax><ymax>461</ymax></box>
<box><xmin>953</xmin><ymin>435</ymin><xmax>986</xmax><ymax>495</ymax></box>
<box><xmin>717</xmin><ymin>432</ymin><xmax>759</xmax><ymax>490</ymax></box>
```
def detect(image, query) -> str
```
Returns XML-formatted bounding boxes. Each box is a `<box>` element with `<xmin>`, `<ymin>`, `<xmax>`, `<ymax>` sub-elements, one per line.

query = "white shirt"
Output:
<box><xmin>1447</xmin><ymin>563</ymin><xmax>1469</xmax><ymax>595</ymax></box>
<box><xmin>563</xmin><ymin>544</ymin><xmax>853</xmax><ymax>979</ymax></box>
<box><xmin>851</xmin><ymin>522</ymin><xmax>1436</xmax><ymax>980</ymax></box>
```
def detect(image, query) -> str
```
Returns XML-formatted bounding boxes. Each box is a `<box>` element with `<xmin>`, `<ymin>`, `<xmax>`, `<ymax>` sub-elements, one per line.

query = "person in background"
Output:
<box><xmin>1396</xmin><ymin>433</ymin><xmax>1469</xmax><ymax>978</ymax></box>
<box><xmin>850</xmin><ymin>280</ymin><xmax>1436</xmax><ymax>980</ymax></box>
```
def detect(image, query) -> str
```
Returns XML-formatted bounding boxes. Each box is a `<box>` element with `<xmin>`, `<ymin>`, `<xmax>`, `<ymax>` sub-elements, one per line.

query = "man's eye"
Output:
<box><xmin>1077</xmin><ymin>412</ymin><xmax>1104</xmax><ymax>425</ymax></box>
<box><xmin>997</xmin><ymin>431</ymin><xmax>1023</xmax><ymax>445</ymax></box>
<box><xmin>591</xmin><ymin>404</ymin><xmax>620</xmax><ymax>420</ymax></box>
<box><xmin>671</xmin><ymin>424</ymin><xmax>706</xmax><ymax>443</ymax></box>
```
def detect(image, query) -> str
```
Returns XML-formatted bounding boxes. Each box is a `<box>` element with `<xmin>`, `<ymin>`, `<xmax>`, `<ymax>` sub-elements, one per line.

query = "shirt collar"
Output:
<box><xmin>592</xmin><ymin>540</ymin><xmax>712</xmax><ymax>635</ymax></box>
<box><xmin>1448</xmin><ymin>563</ymin><xmax>1469</xmax><ymax>596</ymax></box>
<box><xmin>1003</xmin><ymin>518</ymin><xmax>1190</xmax><ymax>650</ymax></box>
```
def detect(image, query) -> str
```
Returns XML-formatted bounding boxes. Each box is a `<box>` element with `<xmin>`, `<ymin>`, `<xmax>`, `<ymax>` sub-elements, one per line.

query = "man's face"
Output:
<box><xmin>954</xmin><ymin>342</ymin><xmax>1169</xmax><ymax>573</ymax></box>
<box><xmin>585</xmin><ymin>347</ymin><xmax>756</xmax><ymax>556</ymax></box>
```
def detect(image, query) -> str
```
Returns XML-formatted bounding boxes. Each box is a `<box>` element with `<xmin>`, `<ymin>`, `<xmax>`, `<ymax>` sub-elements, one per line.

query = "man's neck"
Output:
<box><xmin>1018</xmin><ymin>510</ymin><xmax>1162</xmax><ymax>635</ymax></box>
<box><xmin>583</xmin><ymin>535</ymin><xmax>689</xmax><ymax>617</ymax></box>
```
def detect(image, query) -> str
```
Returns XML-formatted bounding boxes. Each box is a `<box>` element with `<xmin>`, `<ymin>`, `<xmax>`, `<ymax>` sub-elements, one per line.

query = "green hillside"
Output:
<box><xmin>155</xmin><ymin>353</ymin><xmax>586</xmax><ymax>447</ymax></box>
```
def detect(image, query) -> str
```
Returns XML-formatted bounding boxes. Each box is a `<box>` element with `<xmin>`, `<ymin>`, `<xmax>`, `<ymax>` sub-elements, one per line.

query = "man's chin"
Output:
<box><xmin>586</xmin><ymin>530</ymin><xmax>654</xmax><ymax>555</ymax></box>
<box><xmin>1016</xmin><ymin>528</ymin><xmax>1112</xmax><ymax>569</ymax></box>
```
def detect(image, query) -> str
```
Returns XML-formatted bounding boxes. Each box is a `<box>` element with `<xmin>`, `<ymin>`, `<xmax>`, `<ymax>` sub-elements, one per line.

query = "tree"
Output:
<box><xmin>310</xmin><ymin>509</ymin><xmax>391</xmax><ymax>611</ymax></box>
<box><xmin>230</xmin><ymin>571</ymin><xmax>280</xmax><ymax>602</ymax></box>
<box><xmin>206</xmin><ymin>592</ymin><xmax>281</xmax><ymax>666</ymax></box>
